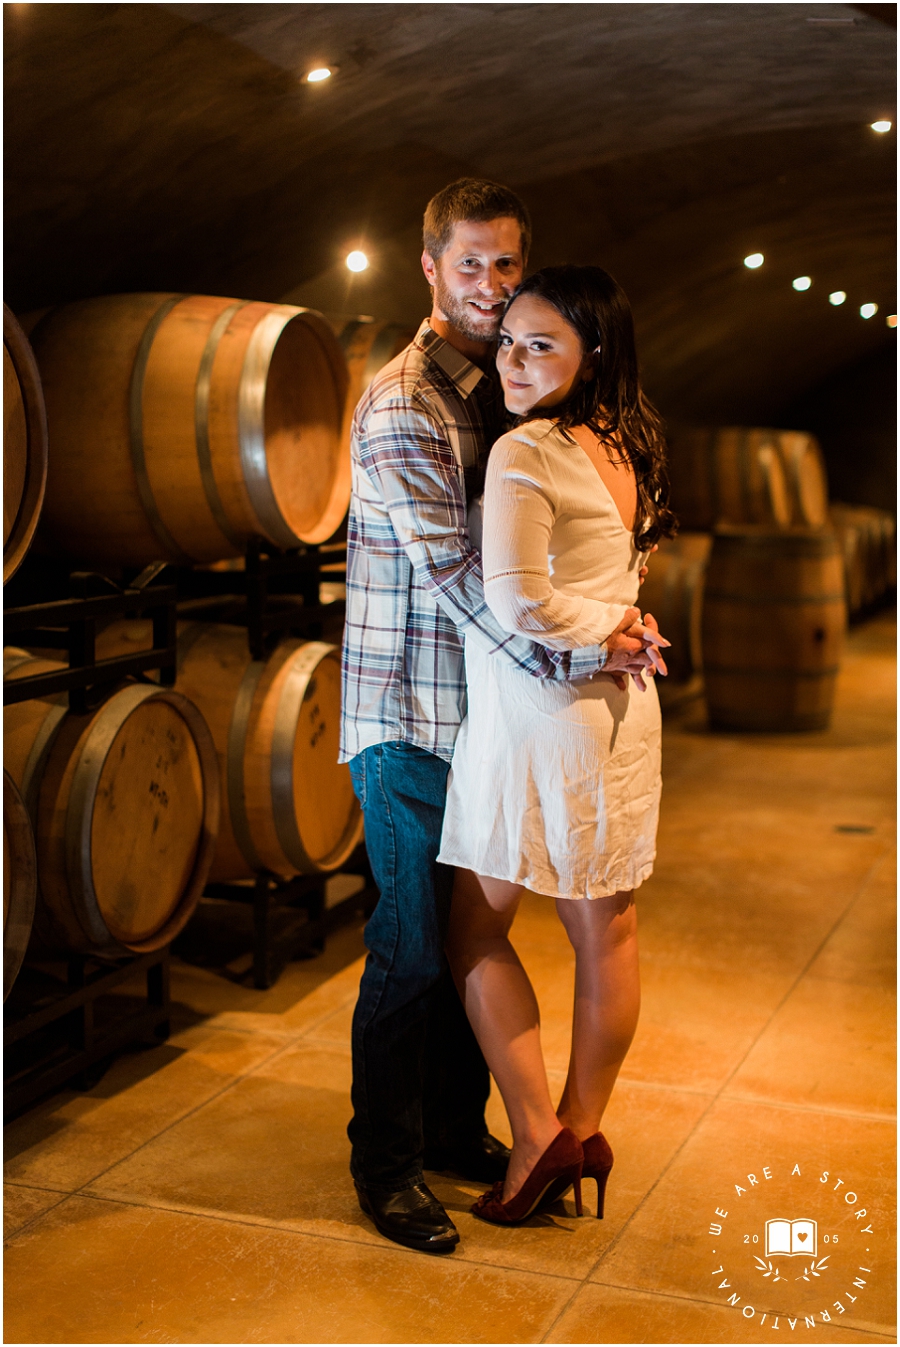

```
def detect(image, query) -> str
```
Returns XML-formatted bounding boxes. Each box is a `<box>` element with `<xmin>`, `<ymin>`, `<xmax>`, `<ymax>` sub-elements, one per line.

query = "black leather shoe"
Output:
<box><xmin>355</xmin><ymin>1181</ymin><xmax>460</xmax><ymax>1254</ymax></box>
<box><xmin>423</xmin><ymin>1133</ymin><xmax>511</xmax><ymax>1184</ymax></box>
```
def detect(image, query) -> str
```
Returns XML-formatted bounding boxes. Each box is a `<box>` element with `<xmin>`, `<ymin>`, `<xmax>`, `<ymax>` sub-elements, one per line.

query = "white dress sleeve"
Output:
<box><xmin>481</xmin><ymin>431</ymin><xmax>634</xmax><ymax>651</ymax></box>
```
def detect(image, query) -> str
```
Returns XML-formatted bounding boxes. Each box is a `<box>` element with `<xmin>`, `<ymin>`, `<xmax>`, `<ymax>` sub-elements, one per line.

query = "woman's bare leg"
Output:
<box><xmin>446</xmin><ymin>868</ymin><xmax>562</xmax><ymax>1201</ymax></box>
<box><xmin>554</xmin><ymin>891</ymin><xmax>640</xmax><ymax>1140</ymax></box>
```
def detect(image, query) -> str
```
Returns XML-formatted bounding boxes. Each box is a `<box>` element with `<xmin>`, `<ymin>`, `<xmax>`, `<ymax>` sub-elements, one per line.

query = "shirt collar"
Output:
<box><xmin>415</xmin><ymin>319</ymin><xmax>487</xmax><ymax>398</ymax></box>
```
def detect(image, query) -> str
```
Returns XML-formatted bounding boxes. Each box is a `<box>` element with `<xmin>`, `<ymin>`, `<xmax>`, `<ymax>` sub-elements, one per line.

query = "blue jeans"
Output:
<box><xmin>347</xmin><ymin>741</ymin><xmax>491</xmax><ymax>1190</ymax></box>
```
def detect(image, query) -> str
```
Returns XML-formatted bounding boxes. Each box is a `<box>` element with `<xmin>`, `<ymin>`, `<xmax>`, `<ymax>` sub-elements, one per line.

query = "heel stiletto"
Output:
<box><xmin>538</xmin><ymin>1131</ymin><xmax>614</xmax><ymax>1217</ymax></box>
<box><xmin>582</xmin><ymin>1132</ymin><xmax>614</xmax><ymax>1219</ymax></box>
<box><xmin>470</xmin><ymin>1128</ymin><xmax>584</xmax><ymax>1225</ymax></box>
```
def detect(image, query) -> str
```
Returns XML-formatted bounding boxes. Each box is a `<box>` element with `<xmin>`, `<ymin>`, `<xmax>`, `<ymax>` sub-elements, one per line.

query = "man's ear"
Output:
<box><xmin>421</xmin><ymin>250</ymin><xmax>437</xmax><ymax>286</ymax></box>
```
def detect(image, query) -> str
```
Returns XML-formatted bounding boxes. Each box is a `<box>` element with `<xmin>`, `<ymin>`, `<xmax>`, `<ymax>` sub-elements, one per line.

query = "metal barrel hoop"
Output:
<box><xmin>194</xmin><ymin>299</ymin><xmax>250</xmax><ymax>553</ymax></box>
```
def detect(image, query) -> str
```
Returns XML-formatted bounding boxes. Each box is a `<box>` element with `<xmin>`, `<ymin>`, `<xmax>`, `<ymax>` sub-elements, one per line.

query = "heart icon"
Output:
<box><xmin>797</xmin><ymin>1232</ymin><xmax>808</xmax><ymax>1242</ymax></box>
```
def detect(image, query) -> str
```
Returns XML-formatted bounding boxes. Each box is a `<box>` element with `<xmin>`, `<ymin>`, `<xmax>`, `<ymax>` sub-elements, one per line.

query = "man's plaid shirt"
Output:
<box><xmin>339</xmin><ymin>320</ymin><xmax>609</xmax><ymax>764</ymax></box>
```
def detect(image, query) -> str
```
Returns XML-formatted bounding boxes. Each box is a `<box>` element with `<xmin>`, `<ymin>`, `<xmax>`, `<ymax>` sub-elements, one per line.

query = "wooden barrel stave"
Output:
<box><xmin>4</xmin><ymin>653</ymin><xmax>220</xmax><ymax>955</ymax></box>
<box><xmin>27</xmin><ymin>294</ymin><xmax>349</xmax><ymax>567</ymax></box>
<box><xmin>4</xmin><ymin>304</ymin><xmax>49</xmax><ymax>582</ymax></box>
<box><xmin>713</xmin><ymin>428</ymin><xmax>793</xmax><ymax>529</ymax></box>
<box><xmin>4</xmin><ymin>770</ymin><xmax>37</xmax><ymax>1001</ymax></box>
<box><xmin>142</xmin><ymin>294</ymin><xmax>249</xmax><ymax>561</ymax></box>
<box><xmin>29</xmin><ymin>294</ymin><xmax>171</xmax><ymax>564</ymax></box>
<box><xmin>776</xmin><ymin>431</ymin><xmax>829</xmax><ymax>529</ymax></box>
<box><xmin>701</xmin><ymin>529</ymin><xmax>846</xmax><ymax>732</ymax></box>
<box><xmin>96</xmin><ymin>621</ymin><xmax>363</xmax><ymax>881</ymax></box>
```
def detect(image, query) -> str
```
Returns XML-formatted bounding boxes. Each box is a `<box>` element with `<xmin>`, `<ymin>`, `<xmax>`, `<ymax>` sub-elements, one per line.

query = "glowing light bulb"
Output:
<box><xmin>829</xmin><ymin>291</ymin><xmax>846</xmax><ymax>306</ymax></box>
<box><xmin>860</xmin><ymin>303</ymin><xmax>878</xmax><ymax>319</ymax></box>
<box><xmin>792</xmin><ymin>276</ymin><xmax>812</xmax><ymax>291</ymax></box>
<box><xmin>307</xmin><ymin>67</ymin><xmax>332</xmax><ymax>83</ymax></box>
<box><xmin>871</xmin><ymin>120</ymin><xmax>892</xmax><ymax>133</ymax></box>
<box><xmin>887</xmin><ymin>315</ymin><xmax>898</xmax><ymax>329</ymax></box>
<box><xmin>743</xmin><ymin>253</ymin><xmax>764</xmax><ymax>269</ymax></box>
<box><xmin>346</xmin><ymin>251</ymin><xmax>369</xmax><ymax>273</ymax></box>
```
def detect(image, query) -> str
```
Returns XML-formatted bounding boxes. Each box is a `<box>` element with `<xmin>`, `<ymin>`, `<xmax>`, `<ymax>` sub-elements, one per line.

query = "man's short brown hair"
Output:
<box><xmin>423</xmin><ymin>178</ymin><xmax>531</xmax><ymax>261</ymax></box>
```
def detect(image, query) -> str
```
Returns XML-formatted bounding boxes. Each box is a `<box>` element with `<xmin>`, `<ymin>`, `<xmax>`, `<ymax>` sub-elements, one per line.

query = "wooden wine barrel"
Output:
<box><xmin>3</xmin><ymin>650</ymin><xmax>220</xmax><ymax>955</ymax></box>
<box><xmin>25</xmin><ymin>294</ymin><xmax>350</xmax><ymax>567</ymax></box>
<box><xmin>639</xmin><ymin>533</ymin><xmax>711</xmax><ymax>683</ymax></box>
<box><xmin>830</xmin><ymin>503</ymin><xmax>895</xmax><ymax>612</ymax></box>
<box><xmin>701</xmin><ymin>529</ymin><xmax>846</xmax><ymax>732</ymax></box>
<box><xmin>4</xmin><ymin>769</ymin><xmax>37</xmax><ymax>1000</ymax></box>
<box><xmin>775</xmin><ymin>431</ymin><xmax>829</xmax><ymax>529</ymax></box>
<box><xmin>336</xmin><ymin>319</ymin><xmax>417</xmax><ymax>398</ymax></box>
<box><xmin>323</xmin><ymin>318</ymin><xmax>417</xmax><ymax>542</ymax></box>
<box><xmin>4</xmin><ymin>304</ymin><xmax>48</xmax><ymax>582</ymax></box>
<box><xmin>96</xmin><ymin>622</ymin><xmax>363</xmax><ymax>881</ymax></box>
<box><xmin>668</xmin><ymin>427</ymin><xmax>793</xmax><ymax>532</ymax></box>
<box><xmin>830</xmin><ymin>515</ymin><xmax>867</xmax><ymax>617</ymax></box>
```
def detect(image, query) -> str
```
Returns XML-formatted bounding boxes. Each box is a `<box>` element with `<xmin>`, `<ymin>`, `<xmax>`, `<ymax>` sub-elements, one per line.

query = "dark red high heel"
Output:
<box><xmin>470</xmin><ymin>1128</ymin><xmax>584</xmax><ymax>1225</ymax></box>
<box><xmin>581</xmin><ymin>1132</ymin><xmax>614</xmax><ymax>1218</ymax></box>
<box><xmin>539</xmin><ymin>1131</ymin><xmax>614</xmax><ymax>1217</ymax></box>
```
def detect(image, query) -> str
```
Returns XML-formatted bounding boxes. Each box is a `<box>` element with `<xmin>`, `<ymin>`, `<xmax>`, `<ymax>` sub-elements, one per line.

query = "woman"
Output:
<box><xmin>437</xmin><ymin>265</ymin><xmax>675</xmax><ymax>1225</ymax></box>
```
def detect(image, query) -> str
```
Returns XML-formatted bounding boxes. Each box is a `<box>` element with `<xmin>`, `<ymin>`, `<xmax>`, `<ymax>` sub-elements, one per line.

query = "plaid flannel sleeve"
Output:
<box><xmin>358</xmin><ymin>393</ymin><xmax>608</xmax><ymax>679</ymax></box>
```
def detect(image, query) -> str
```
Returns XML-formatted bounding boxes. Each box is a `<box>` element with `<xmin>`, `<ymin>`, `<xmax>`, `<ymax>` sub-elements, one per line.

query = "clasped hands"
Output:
<box><xmin>603</xmin><ymin>608</ymin><xmax>670</xmax><ymax>692</ymax></box>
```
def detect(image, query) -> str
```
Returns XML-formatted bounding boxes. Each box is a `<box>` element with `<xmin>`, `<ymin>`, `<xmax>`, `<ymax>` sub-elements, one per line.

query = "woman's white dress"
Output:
<box><xmin>437</xmin><ymin>418</ymin><xmax>662</xmax><ymax>900</ymax></box>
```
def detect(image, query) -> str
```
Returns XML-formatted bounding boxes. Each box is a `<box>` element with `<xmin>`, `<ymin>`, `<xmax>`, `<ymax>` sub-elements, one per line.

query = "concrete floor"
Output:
<box><xmin>4</xmin><ymin>613</ymin><xmax>896</xmax><ymax>1345</ymax></box>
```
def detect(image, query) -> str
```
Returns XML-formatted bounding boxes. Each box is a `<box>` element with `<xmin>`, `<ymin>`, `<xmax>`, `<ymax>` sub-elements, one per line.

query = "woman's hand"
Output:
<box><xmin>603</xmin><ymin>608</ymin><xmax>670</xmax><ymax>691</ymax></box>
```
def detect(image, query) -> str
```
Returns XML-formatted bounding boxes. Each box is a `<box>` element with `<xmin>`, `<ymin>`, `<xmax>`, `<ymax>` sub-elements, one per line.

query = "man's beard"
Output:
<box><xmin>433</xmin><ymin>273</ymin><xmax>502</xmax><ymax>345</ymax></box>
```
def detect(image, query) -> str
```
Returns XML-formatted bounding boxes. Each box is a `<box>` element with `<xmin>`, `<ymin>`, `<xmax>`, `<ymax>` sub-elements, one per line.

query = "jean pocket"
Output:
<box><xmin>348</xmin><ymin>754</ymin><xmax>367</xmax><ymax>808</ymax></box>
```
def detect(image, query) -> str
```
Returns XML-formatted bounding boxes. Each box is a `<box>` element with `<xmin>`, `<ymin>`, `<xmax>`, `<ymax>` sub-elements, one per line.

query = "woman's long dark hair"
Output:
<box><xmin>509</xmin><ymin>265</ymin><xmax>676</xmax><ymax>550</ymax></box>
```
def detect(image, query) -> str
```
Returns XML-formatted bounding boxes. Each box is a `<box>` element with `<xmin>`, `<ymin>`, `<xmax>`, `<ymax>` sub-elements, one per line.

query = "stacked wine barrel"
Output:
<box><xmin>667</xmin><ymin>426</ymin><xmax>830</xmax><ymax>533</ymax></box>
<box><xmin>662</xmin><ymin>425</ymin><xmax>870</xmax><ymax>731</ymax></box>
<box><xmin>24</xmin><ymin>294</ymin><xmax>352</xmax><ymax>565</ymax></box>
<box><xmin>4</xmin><ymin>648</ymin><xmax>220</xmax><ymax>961</ymax></box>
<box><xmin>4</xmin><ymin>770</ymin><xmax>36</xmax><ymax>1000</ymax></box>
<box><xmin>95</xmin><ymin>621</ymin><xmax>363</xmax><ymax>882</ymax></box>
<box><xmin>828</xmin><ymin>502</ymin><xmax>896</xmax><ymax>618</ymax></box>
<box><xmin>4</xmin><ymin>305</ymin><xmax>48</xmax><ymax>582</ymax></box>
<box><xmin>4</xmin><ymin>294</ymin><xmax>410</xmax><ymax>988</ymax></box>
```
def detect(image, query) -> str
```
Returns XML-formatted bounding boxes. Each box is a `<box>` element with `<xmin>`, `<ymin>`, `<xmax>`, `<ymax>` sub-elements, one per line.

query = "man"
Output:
<box><xmin>340</xmin><ymin>179</ymin><xmax>658</xmax><ymax>1254</ymax></box>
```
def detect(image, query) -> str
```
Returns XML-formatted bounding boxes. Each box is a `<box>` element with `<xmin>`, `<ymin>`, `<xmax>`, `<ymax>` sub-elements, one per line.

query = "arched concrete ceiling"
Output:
<box><xmin>4</xmin><ymin>2</ymin><xmax>896</xmax><ymax>425</ymax></box>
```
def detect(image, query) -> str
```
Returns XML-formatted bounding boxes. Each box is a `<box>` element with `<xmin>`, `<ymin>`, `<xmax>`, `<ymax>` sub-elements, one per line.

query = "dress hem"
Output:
<box><xmin>435</xmin><ymin>852</ymin><xmax>655</xmax><ymax>901</ymax></box>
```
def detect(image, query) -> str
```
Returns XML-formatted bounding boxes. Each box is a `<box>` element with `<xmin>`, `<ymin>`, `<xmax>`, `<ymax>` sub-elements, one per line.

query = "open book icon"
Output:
<box><xmin>765</xmin><ymin>1219</ymin><xmax>817</xmax><ymax>1257</ymax></box>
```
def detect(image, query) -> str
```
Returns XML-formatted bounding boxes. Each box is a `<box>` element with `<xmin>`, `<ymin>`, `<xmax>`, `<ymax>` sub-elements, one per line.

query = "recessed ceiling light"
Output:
<box><xmin>792</xmin><ymin>276</ymin><xmax>812</xmax><ymax>291</ymax></box>
<box><xmin>307</xmin><ymin>67</ymin><xmax>332</xmax><ymax>83</ymax></box>
<box><xmin>829</xmin><ymin>291</ymin><xmax>847</xmax><ymax>306</ymax></box>
<box><xmin>860</xmin><ymin>303</ymin><xmax>878</xmax><ymax>319</ymax></box>
<box><xmin>871</xmin><ymin>120</ymin><xmax>892</xmax><ymax>133</ymax></box>
<box><xmin>887</xmin><ymin>315</ymin><xmax>898</xmax><ymax>329</ymax></box>
<box><xmin>744</xmin><ymin>253</ymin><xmax>764</xmax><ymax>269</ymax></box>
<box><xmin>346</xmin><ymin>250</ymin><xmax>369</xmax><ymax>273</ymax></box>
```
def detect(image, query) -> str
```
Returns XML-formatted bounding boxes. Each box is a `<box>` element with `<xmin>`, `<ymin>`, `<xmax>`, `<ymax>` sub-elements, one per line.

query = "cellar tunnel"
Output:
<box><xmin>4</xmin><ymin>2</ymin><xmax>896</xmax><ymax>507</ymax></box>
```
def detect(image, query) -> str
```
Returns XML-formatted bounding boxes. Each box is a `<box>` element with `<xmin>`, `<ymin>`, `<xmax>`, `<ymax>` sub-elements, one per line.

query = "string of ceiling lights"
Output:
<box><xmin>306</xmin><ymin>67</ymin><xmax>894</xmax><ymax>323</ymax></box>
<box><xmin>744</xmin><ymin>120</ymin><xmax>895</xmax><ymax>328</ymax></box>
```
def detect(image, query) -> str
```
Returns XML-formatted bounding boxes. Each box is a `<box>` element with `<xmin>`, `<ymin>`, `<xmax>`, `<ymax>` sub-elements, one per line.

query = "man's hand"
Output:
<box><xmin>603</xmin><ymin>607</ymin><xmax>670</xmax><ymax>692</ymax></box>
